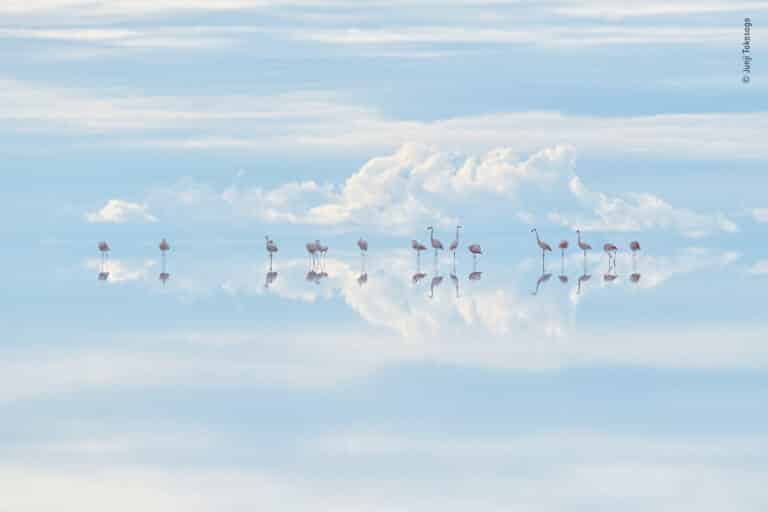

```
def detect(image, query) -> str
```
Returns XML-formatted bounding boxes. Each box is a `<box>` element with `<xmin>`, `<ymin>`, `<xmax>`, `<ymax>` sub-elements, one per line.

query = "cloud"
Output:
<box><xmin>549</xmin><ymin>176</ymin><xmax>738</xmax><ymax>237</ymax></box>
<box><xmin>295</xmin><ymin>25</ymin><xmax>735</xmax><ymax>47</ymax></box>
<box><xmin>753</xmin><ymin>208</ymin><xmax>768</xmax><ymax>223</ymax></box>
<box><xmin>141</xmin><ymin>143</ymin><xmax>732</xmax><ymax>239</ymax></box>
<box><xmin>147</xmin><ymin>143</ymin><xmax>575</xmax><ymax>233</ymax></box>
<box><xmin>2</xmin><ymin>79</ymin><xmax>768</xmax><ymax>160</ymax></box>
<box><xmin>85</xmin><ymin>199</ymin><xmax>158</xmax><ymax>224</ymax></box>
<box><xmin>748</xmin><ymin>260</ymin><xmax>768</xmax><ymax>274</ymax></box>
<box><xmin>84</xmin><ymin>258</ymin><xmax>156</xmax><ymax>282</ymax></box>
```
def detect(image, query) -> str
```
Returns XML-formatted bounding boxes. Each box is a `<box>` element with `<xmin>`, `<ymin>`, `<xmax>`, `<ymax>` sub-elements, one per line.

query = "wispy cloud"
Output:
<box><xmin>1</xmin><ymin>79</ymin><xmax>767</xmax><ymax>159</ymax></box>
<box><xmin>752</xmin><ymin>208</ymin><xmax>768</xmax><ymax>223</ymax></box>
<box><xmin>549</xmin><ymin>176</ymin><xmax>738</xmax><ymax>237</ymax></box>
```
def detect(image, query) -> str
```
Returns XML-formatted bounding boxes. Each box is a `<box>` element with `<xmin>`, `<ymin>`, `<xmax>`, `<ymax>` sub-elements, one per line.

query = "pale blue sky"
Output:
<box><xmin>3</xmin><ymin>1</ymin><xmax>768</xmax><ymax>510</ymax></box>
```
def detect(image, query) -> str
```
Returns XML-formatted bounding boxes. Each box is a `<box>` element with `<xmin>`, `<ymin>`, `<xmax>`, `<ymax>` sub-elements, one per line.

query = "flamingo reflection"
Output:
<box><xmin>577</xmin><ymin>272</ymin><xmax>591</xmax><ymax>295</ymax></box>
<box><xmin>429</xmin><ymin>274</ymin><xmax>443</xmax><ymax>299</ymax></box>
<box><xmin>450</xmin><ymin>260</ymin><xmax>460</xmax><ymax>298</ymax></box>
<box><xmin>532</xmin><ymin>271</ymin><xmax>552</xmax><ymax>296</ymax></box>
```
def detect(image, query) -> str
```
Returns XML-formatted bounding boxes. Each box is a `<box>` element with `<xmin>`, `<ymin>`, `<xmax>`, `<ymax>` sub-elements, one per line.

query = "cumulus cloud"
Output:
<box><xmin>548</xmin><ymin>176</ymin><xmax>738</xmax><ymax>237</ymax></box>
<box><xmin>139</xmin><ymin>143</ymin><xmax>734</xmax><ymax>238</ymax></box>
<box><xmin>148</xmin><ymin>143</ymin><xmax>576</xmax><ymax>233</ymax></box>
<box><xmin>85</xmin><ymin>199</ymin><xmax>157</xmax><ymax>224</ymax></box>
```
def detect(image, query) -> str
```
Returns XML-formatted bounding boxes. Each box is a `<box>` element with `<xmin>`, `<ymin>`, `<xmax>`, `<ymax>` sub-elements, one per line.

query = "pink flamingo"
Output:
<box><xmin>558</xmin><ymin>240</ymin><xmax>569</xmax><ymax>283</ymax></box>
<box><xmin>603</xmin><ymin>242</ymin><xmax>618</xmax><ymax>270</ymax></box>
<box><xmin>576</xmin><ymin>229</ymin><xmax>592</xmax><ymax>265</ymax></box>
<box><xmin>357</xmin><ymin>237</ymin><xmax>368</xmax><ymax>255</ymax></box>
<box><xmin>97</xmin><ymin>241</ymin><xmax>110</xmax><ymax>280</ymax></box>
<box><xmin>411</xmin><ymin>239</ymin><xmax>427</xmax><ymax>269</ymax></box>
<box><xmin>468</xmin><ymin>271</ymin><xmax>482</xmax><ymax>281</ymax></box>
<box><xmin>306</xmin><ymin>241</ymin><xmax>318</xmax><ymax>267</ymax></box>
<box><xmin>468</xmin><ymin>243</ymin><xmax>482</xmax><ymax>264</ymax></box>
<box><xmin>531</xmin><ymin>228</ymin><xmax>552</xmax><ymax>271</ymax></box>
<box><xmin>316</xmin><ymin>240</ymin><xmax>328</xmax><ymax>261</ymax></box>
<box><xmin>629</xmin><ymin>240</ymin><xmax>641</xmax><ymax>283</ymax></box>
<box><xmin>630</xmin><ymin>240</ymin><xmax>641</xmax><ymax>267</ymax></box>
<box><xmin>449</xmin><ymin>225</ymin><xmax>461</xmax><ymax>263</ymax></box>
<box><xmin>427</xmin><ymin>226</ymin><xmax>444</xmax><ymax>263</ymax></box>
<box><xmin>412</xmin><ymin>271</ymin><xmax>427</xmax><ymax>285</ymax></box>
<box><xmin>265</xmin><ymin>236</ymin><xmax>278</xmax><ymax>265</ymax></box>
<box><xmin>357</xmin><ymin>236</ymin><xmax>368</xmax><ymax>272</ymax></box>
<box><xmin>159</xmin><ymin>238</ymin><xmax>171</xmax><ymax>284</ymax></box>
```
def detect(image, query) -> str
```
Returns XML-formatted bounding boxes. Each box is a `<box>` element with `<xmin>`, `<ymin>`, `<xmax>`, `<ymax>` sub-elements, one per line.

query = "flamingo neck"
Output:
<box><xmin>534</xmin><ymin>230</ymin><xmax>540</xmax><ymax>243</ymax></box>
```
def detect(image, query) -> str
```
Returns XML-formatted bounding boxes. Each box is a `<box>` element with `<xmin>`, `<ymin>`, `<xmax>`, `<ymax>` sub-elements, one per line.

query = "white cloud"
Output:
<box><xmin>1</xmin><ymin>432</ymin><xmax>768</xmax><ymax>511</ymax></box>
<box><xmin>147</xmin><ymin>143</ymin><xmax>575</xmax><ymax>233</ymax></box>
<box><xmin>753</xmin><ymin>208</ymin><xmax>768</xmax><ymax>223</ymax></box>
<box><xmin>748</xmin><ymin>260</ymin><xmax>768</xmax><ymax>274</ymax></box>
<box><xmin>84</xmin><ymin>258</ymin><xmax>156</xmax><ymax>282</ymax></box>
<box><xmin>141</xmin><ymin>143</ymin><xmax>732</xmax><ymax>238</ymax></box>
<box><xmin>85</xmin><ymin>199</ymin><xmax>158</xmax><ymax>224</ymax></box>
<box><xmin>295</xmin><ymin>25</ymin><xmax>735</xmax><ymax>47</ymax></box>
<box><xmin>549</xmin><ymin>176</ymin><xmax>738</xmax><ymax>237</ymax></box>
<box><xmin>1</xmin><ymin>79</ymin><xmax>768</xmax><ymax>160</ymax></box>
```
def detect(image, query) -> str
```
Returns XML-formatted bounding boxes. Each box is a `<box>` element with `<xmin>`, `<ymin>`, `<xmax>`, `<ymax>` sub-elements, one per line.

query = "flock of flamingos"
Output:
<box><xmin>95</xmin><ymin>226</ymin><xmax>642</xmax><ymax>296</ymax></box>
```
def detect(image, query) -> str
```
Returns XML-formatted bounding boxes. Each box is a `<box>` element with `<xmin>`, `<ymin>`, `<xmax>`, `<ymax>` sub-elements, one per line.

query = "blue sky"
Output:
<box><xmin>3</xmin><ymin>1</ymin><xmax>768</xmax><ymax>509</ymax></box>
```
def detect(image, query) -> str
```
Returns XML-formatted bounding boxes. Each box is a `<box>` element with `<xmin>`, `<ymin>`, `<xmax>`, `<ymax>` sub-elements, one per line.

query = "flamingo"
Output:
<box><xmin>411</xmin><ymin>239</ymin><xmax>427</xmax><ymax>269</ymax></box>
<box><xmin>412</xmin><ymin>271</ymin><xmax>427</xmax><ymax>285</ymax></box>
<box><xmin>558</xmin><ymin>240</ymin><xmax>569</xmax><ymax>283</ymax></box>
<box><xmin>265</xmin><ymin>236</ymin><xmax>278</xmax><ymax>265</ymax></box>
<box><xmin>468</xmin><ymin>243</ymin><xmax>482</xmax><ymax>265</ymax></box>
<box><xmin>576</xmin><ymin>229</ymin><xmax>592</xmax><ymax>264</ymax></box>
<box><xmin>316</xmin><ymin>240</ymin><xmax>328</xmax><ymax>262</ymax></box>
<box><xmin>629</xmin><ymin>241</ymin><xmax>642</xmax><ymax>284</ymax></box>
<box><xmin>98</xmin><ymin>241</ymin><xmax>110</xmax><ymax>280</ymax></box>
<box><xmin>630</xmin><ymin>240</ymin><xmax>641</xmax><ymax>268</ymax></box>
<box><xmin>306</xmin><ymin>241</ymin><xmax>318</xmax><ymax>267</ymax></box>
<box><xmin>357</xmin><ymin>237</ymin><xmax>368</xmax><ymax>255</ymax></box>
<box><xmin>427</xmin><ymin>226</ymin><xmax>444</xmax><ymax>263</ymax></box>
<box><xmin>157</xmin><ymin>238</ymin><xmax>171</xmax><ymax>284</ymax></box>
<box><xmin>531</xmin><ymin>228</ymin><xmax>552</xmax><ymax>271</ymax></box>
<box><xmin>468</xmin><ymin>271</ymin><xmax>482</xmax><ymax>281</ymax></box>
<box><xmin>449</xmin><ymin>225</ymin><xmax>461</xmax><ymax>263</ymax></box>
<box><xmin>357</xmin><ymin>272</ymin><xmax>368</xmax><ymax>287</ymax></box>
<box><xmin>603</xmin><ymin>243</ymin><xmax>618</xmax><ymax>270</ymax></box>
